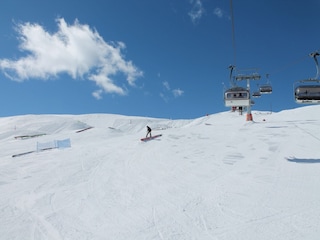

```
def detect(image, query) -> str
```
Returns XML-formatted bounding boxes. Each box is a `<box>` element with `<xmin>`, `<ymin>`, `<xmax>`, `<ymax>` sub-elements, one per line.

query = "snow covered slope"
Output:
<box><xmin>1</xmin><ymin>106</ymin><xmax>320</xmax><ymax>240</ymax></box>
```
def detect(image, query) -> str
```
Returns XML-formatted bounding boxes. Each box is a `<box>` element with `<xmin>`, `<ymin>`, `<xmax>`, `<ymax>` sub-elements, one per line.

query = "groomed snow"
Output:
<box><xmin>1</xmin><ymin>106</ymin><xmax>320</xmax><ymax>240</ymax></box>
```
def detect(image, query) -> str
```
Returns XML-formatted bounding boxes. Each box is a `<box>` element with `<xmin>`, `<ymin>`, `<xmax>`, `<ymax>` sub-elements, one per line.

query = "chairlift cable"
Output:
<box><xmin>229</xmin><ymin>0</ymin><xmax>237</xmax><ymax>66</ymax></box>
<box><xmin>268</xmin><ymin>50</ymin><xmax>320</xmax><ymax>77</ymax></box>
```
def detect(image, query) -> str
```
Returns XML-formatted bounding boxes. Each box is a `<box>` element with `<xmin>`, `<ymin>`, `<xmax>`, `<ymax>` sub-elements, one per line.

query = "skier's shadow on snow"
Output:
<box><xmin>286</xmin><ymin>157</ymin><xmax>320</xmax><ymax>163</ymax></box>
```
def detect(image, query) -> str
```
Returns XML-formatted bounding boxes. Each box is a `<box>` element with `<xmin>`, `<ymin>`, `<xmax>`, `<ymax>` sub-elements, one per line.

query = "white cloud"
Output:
<box><xmin>188</xmin><ymin>0</ymin><xmax>205</xmax><ymax>24</ymax></box>
<box><xmin>160</xmin><ymin>80</ymin><xmax>184</xmax><ymax>101</ymax></box>
<box><xmin>159</xmin><ymin>92</ymin><xmax>169</xmax><ymax>103</ymax></box>
<box><xmin>92</xmin><ymin>89</ymin><xmax>103</xmax><ymax>100</ymax></box>
<box><xmin>162</xmin><ymin>81</ymin><xmax>170</xmax><ymax>90</ymax></box>
<box><xmin>0</xmin><ymin>18</ymin><xmax>143</xmax><ymax>97</ymax></box>
<box><xmin>214</xmin><ymin>7</ymin><xmax>223</xmax><ymax>18</ymax></box>
<box><xmin>172</xmin><ymin>88</ymin><xmax>184</xmax><ymax>97</ymax></box>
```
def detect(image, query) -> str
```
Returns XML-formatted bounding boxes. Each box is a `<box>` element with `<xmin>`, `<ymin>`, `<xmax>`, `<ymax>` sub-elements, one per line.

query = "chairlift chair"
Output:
<box><xmin>252</xmin><ymin>91</ymin><xmax>261</xmax><ymax>98</ymax></box>
<box><xmin>259</xmin><ymin>84</ymin><xmax>272</xmax><ymax>94</ymax></box>
<box><xmin>259</xmin><ymin>73</ymin><xmax>272</xmax><ymax>94</ymax></box>
<box><xmin>294</xmin><ymin>51</ymin><xmax>320</xmax><ymax>104</ymax></box>
<box><xmin>224</xmin><ymin>87</ymin><xmax>250</xmax><ymax>107</ymax></box>
<box><xmin>294</xmin><ymin>80</ymin><xmax>320</xmax><ymax>104</ymax></box>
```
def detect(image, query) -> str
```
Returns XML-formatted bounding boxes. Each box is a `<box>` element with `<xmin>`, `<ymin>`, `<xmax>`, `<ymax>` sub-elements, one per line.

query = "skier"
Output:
<box><xmin>146</xmin><ymin>126</ymin><xmax>152</xmax><ymax>138</ymax></box>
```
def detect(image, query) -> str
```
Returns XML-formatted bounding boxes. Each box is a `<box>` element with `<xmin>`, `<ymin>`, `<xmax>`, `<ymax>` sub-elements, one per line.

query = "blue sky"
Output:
<box><xmin>0</xmin><ymin>0</ymin><xmax>319</xmax><ymax>119</ymax></box>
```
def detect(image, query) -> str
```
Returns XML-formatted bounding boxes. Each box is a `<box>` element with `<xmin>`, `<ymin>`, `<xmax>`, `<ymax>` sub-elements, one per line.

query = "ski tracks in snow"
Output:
<box><xmin>2</xmin><ymin>109</ymin><xmax>320</xmax><ymax>239</ymax></box>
